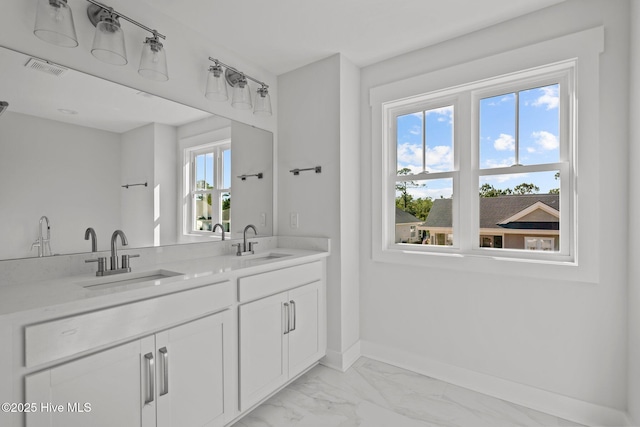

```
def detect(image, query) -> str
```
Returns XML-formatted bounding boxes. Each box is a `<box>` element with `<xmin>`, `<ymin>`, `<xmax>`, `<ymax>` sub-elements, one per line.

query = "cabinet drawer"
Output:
<box><xmin>25</xmin><ymin>281</ymin><xmax>233</xmax><ymax>368</ymax></box>
<box><xmin>238</xmin><ymin>261</ymin><xmax>322</xmax><ymax>303</ymax></box>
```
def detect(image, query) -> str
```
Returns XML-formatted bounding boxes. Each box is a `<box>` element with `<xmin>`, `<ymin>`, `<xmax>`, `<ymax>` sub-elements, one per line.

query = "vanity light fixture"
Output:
<box><xmin>34</xmin><ymin>0</ymin><xmax>78</xmax><ymax>48</ymax></box>
<box><xmin>34</xmin><ymin>0</ymin><xmax>168</xmax><ymax>81</ymax></box>
<box><xmin>206</xmin><ymin>57</ymin><xmax>272</xmax><ymax>116</ymax></box>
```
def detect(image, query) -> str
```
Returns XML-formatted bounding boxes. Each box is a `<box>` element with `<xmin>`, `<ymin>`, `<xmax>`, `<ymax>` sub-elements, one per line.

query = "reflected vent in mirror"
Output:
<box><xmin>25</xmin><ymin>57</ymin><xmax>68</xmax><ymax>77</ymax></box>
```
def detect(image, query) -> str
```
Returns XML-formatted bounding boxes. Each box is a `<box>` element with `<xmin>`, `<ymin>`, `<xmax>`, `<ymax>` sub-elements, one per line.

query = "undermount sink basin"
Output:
<box><xmin>238</xmin><ymin>252</ymin><xmax>291</xmax><ymax>266</ymax></box>
<box><xmin>78</xmin><ymin>269</ymin><xmax>184</xmax><ymax>291</ymax></box>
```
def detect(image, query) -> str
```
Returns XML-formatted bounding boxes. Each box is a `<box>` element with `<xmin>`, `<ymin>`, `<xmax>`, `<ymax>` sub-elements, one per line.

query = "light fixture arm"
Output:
<box><xmin>208</xmin><ymin>57</ymin><xmax>268</xmax><ymax>89</ymax></box>
<box><xmin>85</xmin><ymin>0</ymin><xmax>166</xmax><ymax>40</ymax></box>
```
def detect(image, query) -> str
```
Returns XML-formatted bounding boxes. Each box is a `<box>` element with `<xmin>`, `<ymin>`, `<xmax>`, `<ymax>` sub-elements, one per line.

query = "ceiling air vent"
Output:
<box><xmin>24</xmin><ymin>57</ymin><xmax>68</xmax><ymax>77</ymax></box>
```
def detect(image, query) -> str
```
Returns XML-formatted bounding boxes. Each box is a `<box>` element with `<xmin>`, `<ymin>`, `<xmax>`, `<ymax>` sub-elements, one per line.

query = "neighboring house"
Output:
<box><xmin>395</xmin><ymin>207</ymin><xmax>423</xmax><ymax>244</ymax></box>
<box><xmin>421</xmin><ymin>194</ymin><xmax>560</xmax><ymax>250</ymax></box>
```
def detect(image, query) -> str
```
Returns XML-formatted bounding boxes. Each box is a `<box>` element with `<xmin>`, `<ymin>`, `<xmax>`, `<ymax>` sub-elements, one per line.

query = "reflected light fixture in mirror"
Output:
<box><xmin>205</xmin><ymin>62</ymin><xmax>228</xmax><ymax>101</ymax></box>
<box><xmin>34</xmin><ymin>0</ymin><xmax>78</xmax><ymax>48</ymax></box>
<box><xmin>91</xmin><ymin>10</ymin><xmax>127</xmax><ymax>65</ymax></box>
<box><xmin>138</xmin><ymin>33</ymin><xmax>168</xmax><ymax>82</ymax></box>
<box><xmin>206</xmin><ymin>57</ymin><xmax>272</xmax><ymax>116</ymax></box>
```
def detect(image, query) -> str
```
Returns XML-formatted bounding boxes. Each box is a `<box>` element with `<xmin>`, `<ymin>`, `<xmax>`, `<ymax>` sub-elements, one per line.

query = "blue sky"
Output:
<box><xmin>195</xmin><ymin>149</ymin><xmax>232</xmax><ymax>190</ymax></box>
<box><xmin>397</xmin><ymin>84</ymin><xmax>560</xmax><ymax>200</ymax></box>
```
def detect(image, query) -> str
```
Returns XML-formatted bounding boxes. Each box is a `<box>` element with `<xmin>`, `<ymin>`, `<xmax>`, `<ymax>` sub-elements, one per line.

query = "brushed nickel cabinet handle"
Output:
<box><xmin>159</xmin><ymin>347</ymin><xmax>169</xmax><ymax>396</ymax></box>
<box><xmin>144</xmin><ymin>352</ymin><xmax>155</xmax><ymax>404</ymax></box>
<box><xmin>290</xmin><ymin>300</ymin><xmax>296</xmax><ymax>332</ymax></box>
<box><xmin>283</xmin><ymin>302</ymin><xmax>290</xmax><ymax>334</ymax></box>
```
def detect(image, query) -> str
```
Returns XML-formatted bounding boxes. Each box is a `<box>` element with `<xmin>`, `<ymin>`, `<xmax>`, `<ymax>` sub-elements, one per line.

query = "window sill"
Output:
<box><xmin>373</xmin><ymin>246</ymin><xmax>596</xmax><ymax>284</ymax></box>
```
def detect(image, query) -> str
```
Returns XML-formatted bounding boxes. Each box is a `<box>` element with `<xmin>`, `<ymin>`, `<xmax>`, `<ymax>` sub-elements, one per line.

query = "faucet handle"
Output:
<box><xmin>85</xmin><ymin>257</ymin><xmax>107</xmax><ymax>276</ymax></box>
<box><xmin>248</xmin><ymin>241</ymin><xmax>259</xmax><ymax>253</ymax></box>
<box><xmin>121</xmin><ymin>254</ymin><xmax>139</xmax><ymax>270</ymax></box>
<box><xmin>231</xmin><ymin>243</ymin><xmax>242</xmax><ymax>256</ymax></box>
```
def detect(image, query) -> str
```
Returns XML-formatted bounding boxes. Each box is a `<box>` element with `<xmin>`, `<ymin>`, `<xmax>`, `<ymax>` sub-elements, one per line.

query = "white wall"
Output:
<box><xmin>628</xmin><ymin>0</ymin><xmax>640</xmax><ymax>424</ymax></box>
<box><xmin>231</xmin><ymin>121</ymin><xmax>273</xmax><ymax>237</ymax></box>
<box><xmin>154</xmin><ymin>123</ymin><xmax>178</xmax><ymax>246</ymax></box>
<box><xmin>278</xmin><ymin>54</ymin><xmax>361</xmax><ymax>368</ymax></box>
<box><xmin>360</xmin><ymin>0</ymin><xmax>629</xmax><ymax>421</ymax></box>
<box><xmin>0</xmin><ymin>112</ymin><xmax>121</xmax><ymax>258</ymax></box>
<box><xmin>120</xmin><ymin>124</ymin><xmax>155</xmax><ymax>248</ymax></box>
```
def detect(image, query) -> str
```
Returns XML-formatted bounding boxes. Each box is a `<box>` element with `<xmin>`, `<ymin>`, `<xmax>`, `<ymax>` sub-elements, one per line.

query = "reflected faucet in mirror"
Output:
<box><xmin>212</xmin><ymin>223</ymin><xmax>226</xmax><ymax>240</ymax></box>
<box><xmin>84</xmin><ymin>227</ymin><xmax>97</xmax><ymax>252</ymax></box>
<box><xmin>30</xmin><ymin>216</ymin><xmax>52</xmax><ymax>257</ymax></box>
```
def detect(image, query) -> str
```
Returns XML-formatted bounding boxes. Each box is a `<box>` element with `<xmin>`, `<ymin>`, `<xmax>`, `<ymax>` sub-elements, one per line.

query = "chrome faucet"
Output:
<box><xmin>84</xmin><ymin>227</ymin><xmax>97</xmax><ymax>252</ymax></box>
<box><xmin>31</xmin><ymin>215</ymin><xmax>52</xmax><ymax>257</ymax></box>
<box><xmin>110</xmin><ymin>230</ymin><xmax>128</xmax><ymax>271</ymax></box>
<box><xmin>86</xmin><ymin>229</ymin><xmax>138</xmax><ymax>277</ymax></box>
<box><xmin>212</xmin><ymin>223</ymin><xmax>226</xmax><ymax>240</ymax></box>
<box><xmin>232</xmin><ymin>224</ymin><xmax>258</xmax><ymax>256</ymax></box>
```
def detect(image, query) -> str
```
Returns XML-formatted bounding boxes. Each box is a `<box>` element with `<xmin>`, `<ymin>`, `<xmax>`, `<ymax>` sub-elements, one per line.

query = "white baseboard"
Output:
<box><xmin>361</xmin><ymin>340</ymin><xmax>630</xmax><ymax>427</ymax></box>
<box><xmin>321</xmin><ymin>340</ymin><xmax>361</xmax><ymax>372</ymax></box>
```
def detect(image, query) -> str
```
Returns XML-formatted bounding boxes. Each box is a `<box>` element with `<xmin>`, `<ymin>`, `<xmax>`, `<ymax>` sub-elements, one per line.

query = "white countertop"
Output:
<box><xmin>0</xmin><ymin>247</ymin><xmax>328</xmax><ymax>321</ymax></box>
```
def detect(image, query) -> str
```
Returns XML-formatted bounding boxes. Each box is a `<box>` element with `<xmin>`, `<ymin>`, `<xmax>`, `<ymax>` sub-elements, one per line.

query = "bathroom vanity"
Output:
<box><xmin>0</xmin><ymin>238</ymin><xmax>328</xmax><ymax>427</ymax></box>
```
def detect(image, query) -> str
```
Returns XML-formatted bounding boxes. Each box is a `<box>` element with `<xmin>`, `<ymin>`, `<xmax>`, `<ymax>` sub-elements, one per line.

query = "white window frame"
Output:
<box><xmin>184</xmin><ymin>140</ymin><xmax>231</xmax><ymax>237</ymax></box>
<box><xmin>386</xmin><ymin>65</ymin><xmax>573</xmax><ymax>261</ymax></box>
<box><xmin>370</xmin><ymin>27</ymin><xmax>604</xmax><ymax>282</ymax></box>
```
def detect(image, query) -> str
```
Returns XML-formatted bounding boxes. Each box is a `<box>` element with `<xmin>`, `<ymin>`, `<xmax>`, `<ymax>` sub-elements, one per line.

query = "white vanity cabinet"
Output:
<box><xmin>23</xmin><ymin>282</ymin><xmax>233</xmax><ymax>427</ymax></box>
<box><xmin>238</xmin><ymin>262</ymin><xmax>325</xmax><ymax>411</ymax></box>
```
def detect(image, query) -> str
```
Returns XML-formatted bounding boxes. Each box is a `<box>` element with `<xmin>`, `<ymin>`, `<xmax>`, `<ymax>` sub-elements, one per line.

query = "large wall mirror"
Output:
<box><xmin>0</xmin><ymin>46</ymin><xmax>273</xmax><ymax>260</ymax></box>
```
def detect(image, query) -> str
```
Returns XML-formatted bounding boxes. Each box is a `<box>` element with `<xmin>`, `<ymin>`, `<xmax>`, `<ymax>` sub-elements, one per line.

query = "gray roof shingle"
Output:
<box><xmin>424</xmin><ymin>194</ymin><xmax>559</xmax><ymax>229</ymax></box>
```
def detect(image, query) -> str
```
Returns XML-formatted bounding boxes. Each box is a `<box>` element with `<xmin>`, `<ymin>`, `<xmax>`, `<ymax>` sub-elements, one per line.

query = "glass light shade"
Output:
<box><xmin>205</xmin><ymin>66</ymin><xmax>228</xmax><ymax>101</ymax></box>
<box><xmin>231</xmin><ymin>80</ymin><xmax>252</xmax><ymax>110</ymax></box>
<box><xmin>253</xmin><ymin>87</ymin><xmax>272</xmax><ymax>116</ymax></box>
<box><xmin>34</xmin><ymin>0</ymin><xmax>78</xmax><ymax>48</ymax></box>
<box><xmin>139</xmin><ymin>37</ymin><xmax>169</xmax><ymax>82</ymax></box>
<box><xmin>91</xmin><ymin>18</ymin><xmax>127</xmax><ymax>65</ymax></box>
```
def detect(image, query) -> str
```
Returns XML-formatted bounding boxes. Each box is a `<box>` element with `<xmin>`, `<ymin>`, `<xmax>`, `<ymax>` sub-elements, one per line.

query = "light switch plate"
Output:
<box><xmin>290</xmin><ymin>212</ymin><xmax>299</xmax><ymax>229</ymax></box>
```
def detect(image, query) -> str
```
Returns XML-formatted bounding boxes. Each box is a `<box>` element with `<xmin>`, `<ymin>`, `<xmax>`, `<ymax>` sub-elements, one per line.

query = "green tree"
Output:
<box><xmin>412</xmin><ymin>197</ymin><xmax>433</xmax><ymax>220</ymax></box>
<box><xmin>395</xmin><ymin>168</ymin><xmax>424</xmax><ymax>210</ymax></box>
<box><xmin>512</xmin><ymin>183</ymin><xmax>540</xmax><ymax>195</ymax></box>
<box><xmin>479</xmin><ymin>183</ymin><xmax>511</xmax><ymax>197</ymax></box>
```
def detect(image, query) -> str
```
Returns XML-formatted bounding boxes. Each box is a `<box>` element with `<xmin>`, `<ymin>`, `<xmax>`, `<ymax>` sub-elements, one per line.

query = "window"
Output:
<box><xmin>371</xmin><ymin>27</ymin><xmax>603</xmax><ymax>281</ymax></box>
<box><xmin>385</xmin><ymin>62</ymin><xmax>574</xmax><ymax>262</ymax></box>
<box><xmin>185</xmin><ymin>141</ymin><xmax>231</xmax><ymax>235</ymax></box>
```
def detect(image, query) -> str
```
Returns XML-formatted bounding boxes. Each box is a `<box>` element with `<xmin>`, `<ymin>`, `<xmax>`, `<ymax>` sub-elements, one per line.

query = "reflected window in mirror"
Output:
<box><xmin>186</xmin><ymin>141</ymin><xmax>231</xmax><ymax>236</ymax></box>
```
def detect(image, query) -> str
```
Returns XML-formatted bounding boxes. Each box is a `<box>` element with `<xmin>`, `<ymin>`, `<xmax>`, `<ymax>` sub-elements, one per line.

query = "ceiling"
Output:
<box><xmin>144</xmin><ymin>0</ymin><xmax>566</xmax><ymax>76</ymax></box>
<box><xmin>0</xmin><ymin>47</ymin><xmax>211</xmax><ymax>133</ymax></box>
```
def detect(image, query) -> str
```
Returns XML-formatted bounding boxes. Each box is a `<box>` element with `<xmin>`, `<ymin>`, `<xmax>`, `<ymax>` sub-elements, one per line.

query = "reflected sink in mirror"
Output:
<box><xmin>78</xmin><ymin>269</ymin><xmax>184</xmax><ymax>291</ymax></box>
<box><xmin>237</xmin><ymin>252</ymin><xmax>291</xmax><ymax>267</ymax></box>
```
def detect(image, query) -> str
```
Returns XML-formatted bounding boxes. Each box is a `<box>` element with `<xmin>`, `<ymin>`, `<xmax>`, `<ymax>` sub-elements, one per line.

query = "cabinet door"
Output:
<box><xmin>238</xmin><ymin>292</ymin><xmax>289</xmax><ymax>411</ymax></box>
<box><xmin>26</xmin><ymin>337</ymin><xmax>155</xmax><ymax>427</ymax></box>
<box><xmin>156</xmin><ymin>311</ymin><xmax>228</xmax><ymax>427</ymax></box>
<box><xmin>288</xmin><ymin>281</ymin><xmax>323</xmax><ymax>378</ymax></box>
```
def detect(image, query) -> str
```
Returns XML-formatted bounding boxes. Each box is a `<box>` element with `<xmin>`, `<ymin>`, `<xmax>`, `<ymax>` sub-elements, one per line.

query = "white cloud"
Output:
<box><xmin>397</xmin><ymin>142</ymin><xmax>452</xmax><ymax>173</ymax></box>
<box><xmin>397</xmin><ymin>142</ymin><xmax>422</xmax><ymax>169</ymax></box>
<box><xmin>532</xmin><ymin>130</ymin><xmax>559</xmax><ymax>150</ymax></box>
<box><xmin>426</xmin><ymin>146</ymin><xmax>453</xmax><ymax>171</ymax></box>
<box><xmin>494</xmin><ymin>133</ymin><xmax>515</xmax><ymax>151</ymax></box>
<box><xmin>409</xmin><ymin>125</ymin><xmax>421</xmax><ymax>135</ymax></box>
<box><xmin>484</xmin><ymin>157</ymin><xmax>515</xmax><ymax>169</ymax></box>
<box><xmin>533</xmin><ymin>86</ymin><xmax>559</xmax><ymax>110</ymax></box>
<box><xmin>426</xmin><ymin>106</ymin><xmax>453</xmax><ymax>125</ymax></box>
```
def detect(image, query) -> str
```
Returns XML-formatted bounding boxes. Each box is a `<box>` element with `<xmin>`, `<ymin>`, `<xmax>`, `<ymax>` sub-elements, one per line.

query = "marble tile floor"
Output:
<box><xmin>231</xmin><ymin>357</ymin><xmax>584</xmax><ymax>427</ymax></box>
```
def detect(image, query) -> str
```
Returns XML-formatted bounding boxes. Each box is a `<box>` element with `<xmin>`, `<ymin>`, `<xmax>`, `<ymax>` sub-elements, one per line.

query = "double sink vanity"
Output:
<box><xmin>0</xmin><ymin>236</ymin><xmax>329</xmax><ymax>427</ymax></box>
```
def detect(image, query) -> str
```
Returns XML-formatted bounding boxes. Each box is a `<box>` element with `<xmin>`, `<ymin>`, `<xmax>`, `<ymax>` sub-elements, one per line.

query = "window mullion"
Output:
<box><xmin>458</xmin><ymin>92</ymin><xmax>473</xmax><ymax>251</ymax></box>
